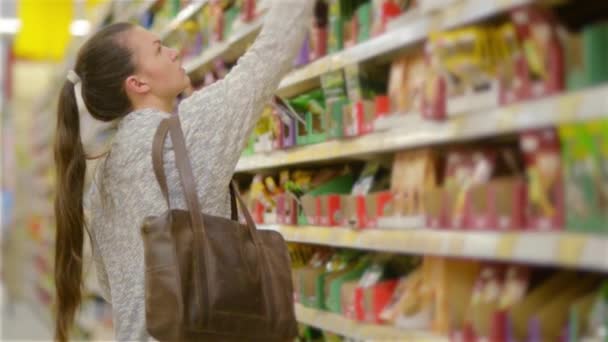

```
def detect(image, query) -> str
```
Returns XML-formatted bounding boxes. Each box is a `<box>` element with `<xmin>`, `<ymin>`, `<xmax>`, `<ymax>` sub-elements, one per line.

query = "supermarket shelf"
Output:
<box><xmin>260</xmin><ymin>224</ymin><xmax>608</xmax><ymax>272</ymax></box>
<box><xmin>182</xmin><ymin>0</ymin><xmax>532</xmax><ymax>95</ymax></box>
<box><xmin>295</xmin><ymin>304</ymin><xmax>447</xmax><ymax>341</ymax></box>
<box><xmin>116</xmin><ymin>0</ymin><xmax>159</xmax><ymax>22</ymax></box>
<box><xmin>236</xmin><ymin>84</ymin><xmax>608</xmax><ymax>172</ymax></box>
<box><xmin>184</xmin><ymin>16</ymin><xmax>265</xmax><ymax>75</ymax></box>
<box><xmin>276</xmin><ymin>0</ymin><xmax>534</xmax><ymax>97</ymax></box>
<box><xmin>160</xmin><ymin>0</ymin><xmax>208</xmax><ymax>40</ymax></box>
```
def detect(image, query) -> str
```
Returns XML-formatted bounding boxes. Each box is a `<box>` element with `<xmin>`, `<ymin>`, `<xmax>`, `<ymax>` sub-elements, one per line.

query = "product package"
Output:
<box><xmin>520</xmin><ymin>128</ymin><xmax>564</xmax><ymax>230</ymax></box>
<box><xmin>379</xmin><ymin>149</ymin><xmax>438</xmax><ymax>229</ymax></box>
<box><xmin>559</xmin><ymin>122</ymin><xmax>605</xmax><ymax>233</ymax></box>
<box><xmin>321</xmin><ymin>70</ymin><xmax>348</xmax><ymax>139</ymax></box>
<box><xmin>506</xmin><ymin>5</ymin><xmax>565</xmax><ymax>100</ymax></box>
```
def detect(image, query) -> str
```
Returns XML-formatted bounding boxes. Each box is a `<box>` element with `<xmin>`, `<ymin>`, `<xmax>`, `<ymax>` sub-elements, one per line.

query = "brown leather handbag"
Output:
<box><xmin>141</xmin><ymin>115</ymin><xmax>298</xmax><ymax>341</ymax></box>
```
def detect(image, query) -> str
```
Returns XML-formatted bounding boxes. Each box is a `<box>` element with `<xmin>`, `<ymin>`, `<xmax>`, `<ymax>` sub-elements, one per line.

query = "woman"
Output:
<box><xmin>54</xmin><ymin>1</ymin><xmax>313</xmax><ymax>340</ymax></box>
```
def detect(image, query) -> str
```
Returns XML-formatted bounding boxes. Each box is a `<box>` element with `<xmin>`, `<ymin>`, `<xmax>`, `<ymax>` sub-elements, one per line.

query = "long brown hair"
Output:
<box><xmin>54</xmin><ymin>22</ymin><xmax>135</xmax><ymax>341</ymax></box>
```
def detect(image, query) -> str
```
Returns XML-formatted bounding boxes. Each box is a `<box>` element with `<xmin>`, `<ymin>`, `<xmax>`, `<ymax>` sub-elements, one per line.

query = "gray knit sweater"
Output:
<box><xmin>86</xmin><ymin>2</ymin><xmax>312</xmax><ymax>340</ymax></box>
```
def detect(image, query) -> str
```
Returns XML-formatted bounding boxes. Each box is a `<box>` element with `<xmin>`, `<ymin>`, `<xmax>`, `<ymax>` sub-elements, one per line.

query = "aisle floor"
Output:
<box><xmin>1</xmin><ymin>287</ymin><xmax>53</xmax><ymax>341</ymax></box>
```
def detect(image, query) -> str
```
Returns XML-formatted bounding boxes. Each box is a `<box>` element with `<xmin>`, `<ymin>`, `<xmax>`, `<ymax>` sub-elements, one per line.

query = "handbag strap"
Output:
<box><xmin>152</xmin><ymin>116</ymin><xmax>208</xmax><ymax>324</ymax></box>
<box><xmin>151</xmin><ymin>115</ymin><xmax>260</xmax><ymax>243</ymax></box>
<box><xmin>152</xmin><ymin>117</ymin><xmax>239</xmax><ymax>220</ymax></box>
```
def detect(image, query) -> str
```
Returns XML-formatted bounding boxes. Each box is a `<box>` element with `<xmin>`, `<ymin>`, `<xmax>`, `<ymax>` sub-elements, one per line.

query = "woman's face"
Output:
<box><xmin>125</xmin><ymin>26</ymin><xmax>190</xmax><ymax>100</ymax></box>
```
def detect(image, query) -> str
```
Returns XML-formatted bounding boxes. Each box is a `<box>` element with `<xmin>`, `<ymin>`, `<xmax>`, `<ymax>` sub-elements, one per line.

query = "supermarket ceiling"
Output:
<box><xmin>7</xmin><ymin>0</ymin><xmax>107</xmax><ymax>60</ymax></box>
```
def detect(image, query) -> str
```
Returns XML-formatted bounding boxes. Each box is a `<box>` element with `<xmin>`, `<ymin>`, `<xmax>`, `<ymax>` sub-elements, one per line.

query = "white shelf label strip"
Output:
<box><xmin>260</xmin><ymin>225</ymin><xmax>608</xmax><ymax>272</ymax></box>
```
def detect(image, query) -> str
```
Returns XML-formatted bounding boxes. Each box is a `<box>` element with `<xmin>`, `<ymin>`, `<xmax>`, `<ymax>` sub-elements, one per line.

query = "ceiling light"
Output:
<box><xmin>0</xmin><ymin>18</ymin><xmax>21</xmax><ymax>35</ymax></box>
<box><xmin>70</xmin><ymin>19</ymin><xmax>91</xmax><ymax>37</ymax></box>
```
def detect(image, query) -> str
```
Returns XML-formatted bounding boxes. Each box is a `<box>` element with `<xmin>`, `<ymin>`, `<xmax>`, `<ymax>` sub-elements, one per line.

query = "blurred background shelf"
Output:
<box><xmin>237</xmin><ymin>85</ymin><xmax>608</xmax><ymax>172</ymax></box>
<box><xmin>261</xmin><ymin>224</ymin><xmax>608</xmax><ymax>272</ymax></box>
<box><xmin>295</xmin><ymin>304</ymin><xmax>448</xmax><ymax>341</ymax></box>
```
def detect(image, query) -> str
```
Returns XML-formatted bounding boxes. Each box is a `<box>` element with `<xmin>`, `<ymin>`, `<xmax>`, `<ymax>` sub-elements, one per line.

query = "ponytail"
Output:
<box><xmin>54</xmin><ymin>81</ymin><xmax>86</xmax><ymax>342</ymax></box>
<box><xmin>52</xmin><ymin>21</ymin><xmax>136</xmax><ymax>341</ymax></box>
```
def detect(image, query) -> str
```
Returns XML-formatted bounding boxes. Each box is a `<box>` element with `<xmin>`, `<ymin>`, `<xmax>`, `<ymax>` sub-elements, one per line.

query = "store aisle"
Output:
<box><xmin>1</xmin><ymin>288</ymin><xmax>53</xmax><ymax>341</ymax></box>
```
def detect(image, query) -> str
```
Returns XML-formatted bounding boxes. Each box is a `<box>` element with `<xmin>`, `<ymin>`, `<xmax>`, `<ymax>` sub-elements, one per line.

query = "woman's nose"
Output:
<box><xmin>169</xmin><ymin>48</ymin><xmax>179</xmax><ymax>61</ymax></box>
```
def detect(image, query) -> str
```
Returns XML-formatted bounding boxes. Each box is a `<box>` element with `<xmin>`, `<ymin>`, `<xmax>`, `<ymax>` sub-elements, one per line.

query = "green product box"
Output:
<box><xmin>565</xmin><ymin>32</ymin><xmax>586</xmax><ymax>91</ymax></box>
<box><xmin>586</xmin><ymin>119</ymin><xmax>608</xmax><ymax>233</ymax></box>
<box><xmin>325</xmin><ymin>257</ymin><xmax>372</xmax><ymax>313</ymax></box>
<box><xmin>297</xmin><ymin>266</ymin><xmax>326</xmax><ymax>308</ymax></box>
<box><xmin>297</xmin><ymin>173</ymin><xmax>356</xmax><ymax>225</ymax></box>
<box><xmin>170</xmin><ymin>0</ymin><xmax>181</xmax><ymax>17</ymax></box>
<box><xmin>321</xmin><ymin>69</ymin><xmax>347</xmax><ymax>99</ymax></box>
<box><xmin>223</xmin><ymin>6</ymin><xmax>239</xmax><ymax>40</ymax></box>
<box><xmin>291</xmin><ymin>90</ymin><xmax>327</xmax><ymax>146</ymax></box>
<box><xmin>328</xmin><ymin>0</ymin><xmax>358</xmax><ymax>53</ymax></box>
<box><xmin>295</xmin><ymin>113</ymin><xmax>309</xmax><ymax>146</ymax></box>
<box><xmin>307</xmin><ymin>112</ymin><xmax>327</xmax><ymax>144</ymax></box>
<box><xmin>357</xmin><ymin>2</ymin><xmax>372</xmax><ymax>43</ymax></box>
<box><xmin>316</xmin><ymin>264</ymin><xmax>355</xmax><ymax>310</ymax></box>
<box><xmin>583</xmin><ymin>22</ymin><xmax>608</xmax><ymax>86</ymax></box>
<box><xmin>559</xmin><ymin>122</ymin><xmax>605</xmax><ymax>233</ymax></box>
<box><xmin>321</xmin><ymin>70</ymin><xmax>348</xmax><ymax>139</ymax></box>
<box><xmin>566</xmin><ymin>22</ymin><xmax>608</xmax><ymax>90</ymax></box>
<box><xmin>326</xmin><ymin>97</ymin><xmax>348</xmax><ymax>139</ymax></box>
<box><xmin>328</xmin><ymin>0</ymin><xmax>344</xmax><ymax>53</ymax></box>
<box><xmin>241</xmin><ymin>135</ymin><xmax>255</xmax><ymax>157</ymax></box>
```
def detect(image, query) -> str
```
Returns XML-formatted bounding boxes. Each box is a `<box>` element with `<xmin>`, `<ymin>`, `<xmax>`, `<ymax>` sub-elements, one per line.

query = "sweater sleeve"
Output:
<box><xmin>177</xmin><ymin>0</ymin><xmax>313</xmax><ymax>185</ymax></box>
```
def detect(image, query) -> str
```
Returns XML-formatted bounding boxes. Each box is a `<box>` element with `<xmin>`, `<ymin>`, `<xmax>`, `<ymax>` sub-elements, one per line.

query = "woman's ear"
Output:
<box><xmin>125</xmin><ymin>75</ymin><xmax>150</xmax><ymax>95</ymax></box>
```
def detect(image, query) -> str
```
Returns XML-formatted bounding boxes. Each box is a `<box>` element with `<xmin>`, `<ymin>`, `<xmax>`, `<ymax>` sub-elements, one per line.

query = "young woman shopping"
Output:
<box><xmin>53</xmin><ymin>1</ymin><xmax>313</xmax><ymax>340</ymax></box>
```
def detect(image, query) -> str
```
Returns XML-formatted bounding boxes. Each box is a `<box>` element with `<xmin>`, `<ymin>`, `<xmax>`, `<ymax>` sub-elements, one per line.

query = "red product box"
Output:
<box><xmin>317</xmin><ymin>194</ymin><xmax>344</xmax><ymax>227</ymax></box>
<box><xmin>493</xmin><ymin>178</ymin><xmax>527</xmax><ymax>231</ymax></box>
<box><xmin>344</xmin><ymin>100</ymin><xmax>375</xmax><ymax>137</ymax></box>
<box><xmin>444</xmin><ymin>187</ymin><xmax>471</xmax><ymax>230</ymax></box>
<box><xmin>520</xmin><ymin>128</ymin><xmax>564</xmax><ymax>230</ymax></box>
<box><xmin>251</xmin><ymin>200</ymin><xmax>265</xmax><ymax>224</ymax></box>
<box><xmin>211</xmin><ymin>2</ymin><xmax>224</xmax><ymax>43</ymax></box>
<box><xmin>355</xmin><ymin>279</ymin><xmax>399</xmax><ymax>323</ymax></box>
<box><xmin>364</xmin><ymin>195</ymin><xmax>379</xmax><ymax>229</ymax></box>
<box><xmin>503</xmin><ymin>6</ymin><xmax>565</xmax><ymax>102</ymax></box>
<box><xmin>241</xmin><ymin>0</ymin><xmax>256</xmax><ymax>22</ymax></box>
<box><xmin>374</xmin><ymin>191</ymin><xmax>395</xmax><ymax>225</ymax></box>
<box><xmin>276</xmin><ymin>194</ymin><xmax>298</xmax><ymax>225</ymax></box>
<box><xmin>312</xmin><ymin>27</ymin><xmax>328</xmax><ymax>61</ymax></box>
<box><xmin>340</xmin><ymin>195</ymin><xmax>359</xmax><ymax>227</ymax></box>
<box><xmin>375</xmin><ymin>95</ymin><xmax>391</xmax><ymax>119</ymax></box>
<box><xmin>300</xmin><ymin>195</ymin><xmax>319</xmax><ymax>226</ymax></box>
<box><xmin>468</xmin><ymin>184</ymin><xmax>495</xmax><ymax>230</ymax></box>
<box><xmin>373</xmin><ymin>1</ymin><xmax>402</xmax><ymax>36</ymax></box>
<box><xmin>353</xmin><ymin>193</ymin><xmax>388</xmax><ymax>229</ymax></box>
<box><xmin>355</xmin><ymin>195</ymin><xmax>368</xmax><ymax>229</ymax></box>
<box><xmin>424</xmin><ymin>187</ymin><xmax>447</xmax><ymax>229</ymax></box>
<box><xmin>421</xmin><ymin>72</ymin><xmax>447</xmax><ymax>120</ymax></box>
<box><xmin>467</xmin><ymin>179</ymin><xmax>526</xmax><ymax>231</ymax></box>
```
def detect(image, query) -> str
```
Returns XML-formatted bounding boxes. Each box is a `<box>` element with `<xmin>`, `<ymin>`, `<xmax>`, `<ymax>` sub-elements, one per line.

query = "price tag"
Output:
<box><xmin>329</xmin><ymin>55</ymin><xmax>346</xmax><ymax>71</ymax></box>
<box><xmin>426</xmin><ymin>234</ymin><xmax>442</xmax><ymax>253</ymax></box>
<box><xmin>450</xmin><ymin>115</ymin><xmax>466</xmax><ymax>137</ymax></box>
<box><xmin>341</xmin><ymin>229</ymin><xmax>358</xmax><ymax>246</ymax></box>
<box><xmin>428</xmin><ymin>12</ymin><xmax>443</xmax><ymax>33</ymax></box>
<box><xmin>286</xmin><ymin>148</ymin><xmax>307</xmax><ymax>163</ymax></box>
<box><xmin>313</xmin><ymin>227</ymin><xmax>332</xmax><ymax>244</ymax></box>
<box><xmin>557</xmin><ymin>93</ymin><xmax>583</xmax><ymax>123</ymax></box>
<box><xmin>408</xmin><ymin>233</ymin><xmax>423</xmax><ymax>253</ymax></box>
<box><xmin>498</xmin><ymin>0</ymin><xmax>514</xmax><ymax>8</ymax></box>
<box><xmin>442</xmin><ymin>0</ymin><xmax>466</xmax><ymax>27</ymax></box>
<box><xmin>496</xmin><ymin>234</ymin><xmax>518</xmax><ymax>259</ymax></box>
<box><xmin>278</xmin><ymin>226</ymin><xmax>292</xmax><ymax>240</ymax></box>
<box><xmin>557</xmin><ymin>235</ymin><xmax>587</xmax><ymax>266</ymax></box>
<box><xmin>448</xmin><ymin>234</ymin><xmax>465</xmax><ymax>255</ymax></box>
<box><xmin>497</xmin><ymin>105</ymin><xmax>518</xmax><ymax>132</ymax></box>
